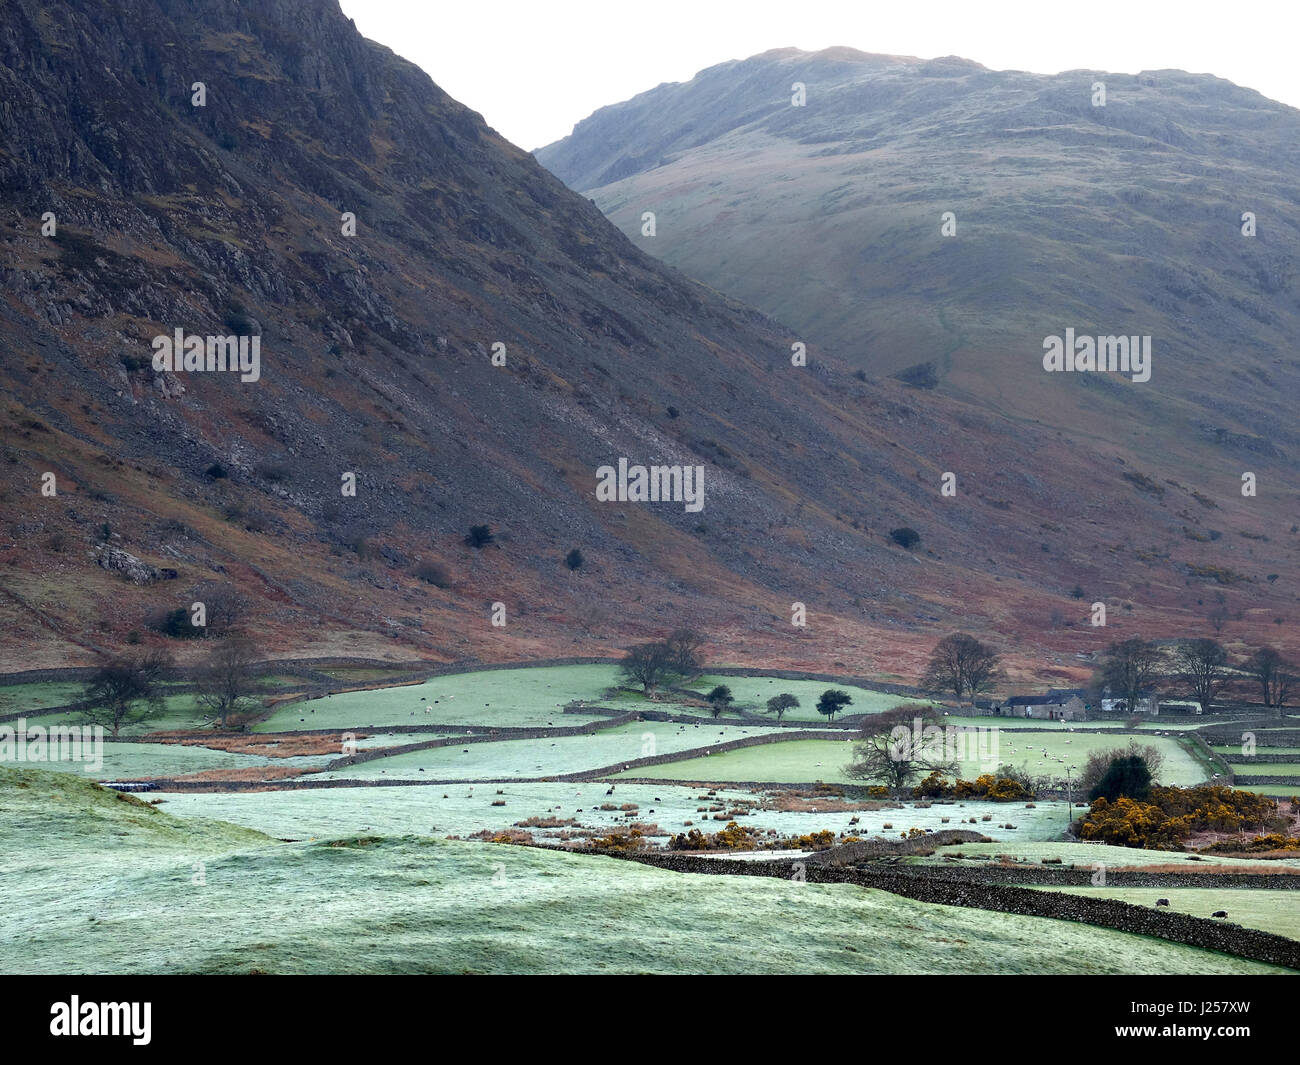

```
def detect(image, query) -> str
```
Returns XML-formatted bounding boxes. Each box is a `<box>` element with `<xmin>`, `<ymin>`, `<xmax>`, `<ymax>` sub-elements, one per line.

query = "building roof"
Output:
<box><xmin>1005</xmin><ymin>692</ymin><xmax>1084</xmax><ymax>706</ymax></box>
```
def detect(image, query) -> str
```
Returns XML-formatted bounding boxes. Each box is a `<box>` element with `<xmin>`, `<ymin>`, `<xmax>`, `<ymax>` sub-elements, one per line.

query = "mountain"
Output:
<box><xmin>536</xmin><ymin>49</ymin><xmax>1300</xmax><ymax>505</ymax></box>
<box><xmin>0</xmin><ymin>11</ymin><xmax>1292</xmax><ymax>682</ymax></box>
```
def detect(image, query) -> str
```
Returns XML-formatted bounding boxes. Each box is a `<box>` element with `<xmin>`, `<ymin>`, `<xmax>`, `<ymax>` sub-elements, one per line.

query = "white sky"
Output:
<box><xmin>340</xmin><ymin>0</ymin><xmax>1300</xmax><ymax>151</ymax></box>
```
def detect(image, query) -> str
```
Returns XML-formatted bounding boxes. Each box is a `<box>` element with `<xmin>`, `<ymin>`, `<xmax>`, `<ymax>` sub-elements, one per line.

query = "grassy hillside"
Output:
<box><xmin>1</xmin><ymin>766</ymin><xmax>1284</xmax><ymax>974</ymax></box>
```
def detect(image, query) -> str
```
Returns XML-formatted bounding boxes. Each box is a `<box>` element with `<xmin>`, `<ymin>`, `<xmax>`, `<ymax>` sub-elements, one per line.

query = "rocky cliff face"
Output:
<box><xmin>0</xmin><ymin>6</ymin><xmax>1292</xmax><ymax>676</ymax></box>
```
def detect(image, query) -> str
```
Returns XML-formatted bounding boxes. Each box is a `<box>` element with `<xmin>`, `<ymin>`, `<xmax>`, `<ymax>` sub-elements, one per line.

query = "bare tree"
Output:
<box><xmin>193</xmin><ymin>637</ymin><xmax>263</xmax><ymax>728</ymax></box>
<box><xmin>1096</xmin><ymin>637</ymin><xmax>1162</xmax><ymax>712</ymax></box>
<box><xmin>80</xmin><ymin>650</ymin><xmax>173</xmax><ymax>737</ymax></box>
<box><xmin>664</xmin><ymin>628</ymin><xmax>705</xmax><ymax>681</ymax></box>
<box><xmin>1079</xmin><ymin>738</ymin><xmax>1167</xmax><ymax>795</ymax></box>
<box><xmin>1171</xmin><ymin>638</ymin><xmax>1229</xmax><ymax>713</ymax></box>
<box><xmin>191</xmin><ymin>580</ymin><xmax>249</xmax><ymax>637</ymax></box>
<box><xmin>619</xmin><ymin>641</ymin><xmax>675</xmax><ymax>697</ymax></box>
<box><xmin>922</xmin><ymin>633</ymin><xmax>1001</xmax><ymax>703</ymax></box>
<box><xmin>1207</xmin><ymin>603</ymin><xmax>1229</xmax><ymax>635</ymax></box>
<box><xmin>1245</xmin><ymin>647</ymin><xmax>1296</xmax><ymax>709</ymax></box>
<box><xmin>847</xmin><ymin>703</ymin><xmax>958</xmax><ymax>790</ymax></box>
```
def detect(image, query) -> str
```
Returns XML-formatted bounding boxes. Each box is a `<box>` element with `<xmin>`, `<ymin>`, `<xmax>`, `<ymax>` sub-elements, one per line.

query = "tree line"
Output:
<box><xmin>78</xmin><ymin>636</ymin><xmax>264</xmax><ymax>736</ymax></box>
<box><xmin>617</xmin><ymin>631</ymin><xmax>854</xmax><ymax>721</ymax></box>
<box><xmin>921</xmin><ymin>631</ymin><xmax>1296</xmax><ymax>712</ymax></box>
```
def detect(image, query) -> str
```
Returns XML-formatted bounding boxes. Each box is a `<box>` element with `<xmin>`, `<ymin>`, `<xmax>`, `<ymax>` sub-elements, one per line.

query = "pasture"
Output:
<box><xmin>618</xmin><ymin>730</ymin><xmax>1205</xmax><ymax>788</ymax></box>
<box><xmin>1038</xmin><ymin>887</ymin><xmax>1300</xmax><ymax>942</ymax></box>
<box><xmin>1</xmin><ymin>766</ymin><xmax>1284</xmax><ymax>976</ymax></box>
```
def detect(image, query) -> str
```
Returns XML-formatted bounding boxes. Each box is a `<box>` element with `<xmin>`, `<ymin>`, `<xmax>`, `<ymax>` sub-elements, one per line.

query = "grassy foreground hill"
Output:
<box><xmin>0</xmin><ymin>765</ymin><xmax>1286</xmax><ymax>974</ymax></box>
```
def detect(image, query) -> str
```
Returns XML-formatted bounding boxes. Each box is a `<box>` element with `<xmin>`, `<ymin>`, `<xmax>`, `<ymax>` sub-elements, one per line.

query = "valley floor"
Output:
<box><xmin>3</xmin><ymin>663</ymin><xmax>1299</xmax><ymax>974</ymax></box>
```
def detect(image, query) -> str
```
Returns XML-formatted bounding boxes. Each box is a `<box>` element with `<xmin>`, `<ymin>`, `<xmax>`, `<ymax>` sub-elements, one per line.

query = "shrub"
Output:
<box><xmin>414</xmin><ymin>560</ymin><xmax>452</xmax><ymax>588</ymax></box>
<box><xmin>565</xmin><ymin>548</ymin><xmax>584</xmax><ymax>570</ymax></box>
<box><xmin>1090</xmin><ymin>755</ymin><xmax>1152</xmax><ymax>802</ymax></box>
<box><xmin>254</xmin><ymin>461</ymin><xmax>291</xmax><ymax>483</ymax></box>
<box><xmin>204</xmin><ymin>463</ymin><xmax>228</xmax><ymax>479</ymax></box>
<box><xmin>147</xmin><ymin>607</ymin><xmax>204</xmax><ymax>640</ymax></box>
<box><xmin>465</xmin><ymin>524</ymin><xmax>494</xmax><ymax>549</ymax></box>
<box><xmin>889</xmin><ymin>527</ymin><xmax>920</xmax><ymax>549</ymax></box>
<box><xmin>1079</xmin><ymin>785</ymin><xmax>1281</xmax><ymax>850</ymax></box>
<box><xmin>668</xmin><ymin>821</ymin><xmax>757</xmax><ymax>851</ymax></box>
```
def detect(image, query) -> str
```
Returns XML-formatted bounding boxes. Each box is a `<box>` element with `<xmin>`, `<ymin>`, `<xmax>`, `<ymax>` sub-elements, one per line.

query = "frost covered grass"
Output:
<box><xmin>619</xmin><ymin>731</ymin><xmax>1205</xmax><ymax>787</ymax></box>
<box><xmin>1</xmin><ymin>766</ymin><xmax>1284</xmax><ymax>975</ymax></box>
<box><xmin>315</xmin><ymin>720</ymin><xmax>800</xmax><ymax>781</ymax></box>
<box><xmin>254</xmin><ymin>665</ymin><xmax>623</xmax><ymax>732</ymax></box>
<box><xmin>1035</xmin><ymin>887</ymin><xmax>1300</xmax><ymax>942</ymax></box>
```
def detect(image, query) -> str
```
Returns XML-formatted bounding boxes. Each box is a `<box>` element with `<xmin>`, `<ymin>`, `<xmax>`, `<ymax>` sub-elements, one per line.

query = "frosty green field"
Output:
<box><xmin>254</xmin><ymin>665</ymin><xmax>624</xmax><ymax>731</ymax></box>
<box><xmin>668</xmin><ymin>676</ymin><xmax>935</xmax><ymax>721</ymax></box>
<box><xmin>1231</xmin><ymin>764</ymin><xmax>1300</xmax><ymax>776</ymax></box>
<box><xmin>7</xmin><ymin>740</ymin><xmax>331</xmax><ymax>780</ymax></box>
<box><xmin>314</xmin><ymin>720</ymin><xmax>820</xmax><ymax>781</ymax></box>
<box><xmin>1216</xmin><ymin>746</ymin><xmax>1300</xmax><ymax>756</ymax></box>
<box><xmin>922</xmin><ymin>840</ymin><xmax>1300</xmax><ymax>869</ymax></box>
<box><xmin>153</xmin><ymin>783</ymin><xmax>1075</xmax><ymax>843</ymax></box>
<box><xmin>2</xmin><ymin>767</ymin><xmax>1286</xmax><ymax>976</ymax></box>
<box><xmin>1037</xmin><ymin>887</ymin><xmax>1300</xmax><ymax>942</ymax></box>
<box><xmin>616</xmin><ymin>732</ymin><xmax>1206</xmax><ymax>787</ymax></box>
<box><xmin>0</xmin><ymin>681</ymin><xmax>87</xmax><ymax>714</ymax></box>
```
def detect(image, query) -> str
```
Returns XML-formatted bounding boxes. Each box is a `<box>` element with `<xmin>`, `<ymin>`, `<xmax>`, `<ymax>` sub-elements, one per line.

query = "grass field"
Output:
<box><xmin>313</xmin><ymin>720</ymin><xmax>814</xmax><ymax>781</ymax></box>
<box><xmin>922</xmin><ymin>840</ymin><xmax>1300</xmax><ymax>870</ymax></box>
<box><xmin>2</xmin><ymin>766</ymin><xmax>1284</xmax><ymax>975</ymax></box>
<box><xmin>254</xmin><ymin>665</ymin><xmax>624</xmax><ymax>732</ymax></box>
<box><xmin>1038</xmin><ymin>887</ymin><xmax>1300</xmax><ymax>942</ymax></box>
<box><xmin>20</xmin><ymin>692</ymin><xmax>219</xmax><ymax>734</ymax></box>
<box><xmin>4</xmin><ymin>740</ymin><xmax>331</xmax><ymax>780</ymax></box>
<box><xmin>1235</xmin><ymin>785</ymin><xmax>1300</xmax><ymax>797</ymax></box>
<box><xmin>0</xmin><ymin>681</ymin><xmax>88</xmax><ymax>714</ymax></box>
<box><xmin>1216</xmin><ymin>747</ymin><xmax>1300</xmax><ymax>757</ymax></box>
<box><xmin>617</xmin><ymin>731</ymin><xmax>1206</xmax><ymax>787</ymax></box>
<box><xmin>153</xmin><ymin>783</ymin><xmax>1077</xmax><ymax>843</ymax></box>
<box><xmin>1231</xmin><ymin>764</ymin><xmax>1300</xmax><ymax>776</ymax></box>
<box><xmin>673</xmin><ymin>676</ymin><xmax>935</xmax><ymax>722</ymax></box>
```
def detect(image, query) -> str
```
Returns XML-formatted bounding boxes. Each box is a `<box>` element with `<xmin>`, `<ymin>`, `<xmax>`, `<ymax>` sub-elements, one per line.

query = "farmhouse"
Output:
<box><xmin>1100</xmin><ymin>689</ymin><xmax>1160</xmax><ymax>715</ymax></box>
<box><xmin>1004</xmin><ymin>691</ymin><xmax>1088</xmax><ymax>721</ymax></box>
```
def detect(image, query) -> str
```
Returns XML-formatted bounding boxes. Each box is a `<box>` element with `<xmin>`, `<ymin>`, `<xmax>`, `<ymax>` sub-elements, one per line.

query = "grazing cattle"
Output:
<box><xmin>1156</xmin><ymin>898</ymin><xmax>1170</xmax><ymax>906</ymax></box>
<box><xmin>1212</xmin><ymin>910</ymin><xmax>1228</xmax><ymax>918</ymax></box>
